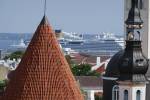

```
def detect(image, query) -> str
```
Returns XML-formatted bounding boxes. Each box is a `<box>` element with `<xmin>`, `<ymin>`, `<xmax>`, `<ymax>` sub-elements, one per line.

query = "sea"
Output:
<box><xmin>0</xmin><ymin>33</ymin><xmax>124</xmax><ymax>57</ymax></box>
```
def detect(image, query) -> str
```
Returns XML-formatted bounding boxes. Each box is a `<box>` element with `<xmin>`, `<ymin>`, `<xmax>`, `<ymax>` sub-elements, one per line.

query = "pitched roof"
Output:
<box><xmin>1</xmin><ymin>15</ymin><xmax>83</xmax><ymax>100</ymax></box>
<box><xmin>95</xmin><ymin>64</ymin><xmax>105</xmax><ymax>73</ymax></box>
<box><xmin>72</xmin><ymin>53</ymin><xmax>110</xmax><ymax>65</ymax></box>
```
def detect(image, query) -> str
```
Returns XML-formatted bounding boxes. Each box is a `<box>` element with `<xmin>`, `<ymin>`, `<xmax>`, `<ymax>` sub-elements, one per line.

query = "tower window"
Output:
<box><xmin>136</xmin><ymin>90</ymin><xmax>141</xmax><ymax>100</ymax></box>
<box><xmin>124</xmin><ymin>90</ymin><xmax>128</xmax><ymax>100</ymax></box>
<box><xmin>112</xmin><ymin>85</ymin><xmax>119</xmax><ymax>100</ymax></box>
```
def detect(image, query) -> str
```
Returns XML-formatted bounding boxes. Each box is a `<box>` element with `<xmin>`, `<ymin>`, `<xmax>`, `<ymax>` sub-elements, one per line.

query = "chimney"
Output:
<box><xmin>96</xmin><ymin>57</ymin><xmax>101</xmax><ymax>65</ymax></box>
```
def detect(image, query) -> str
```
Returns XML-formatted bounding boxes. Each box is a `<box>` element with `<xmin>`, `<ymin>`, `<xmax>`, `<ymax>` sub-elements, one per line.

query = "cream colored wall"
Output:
<box><xmin>132</xmin><ymin>86</ymin><xmax>146</xmax><ymax>100</ymax></box>
<box><xmin>119</xmin><ymin>84</ymin><xmax>146</xmax><ymax>100</ymax></box>
<box><xmin>119</xmin><ymin>85</ymin><xmax>132</xmax><ymax>100</ymax></box>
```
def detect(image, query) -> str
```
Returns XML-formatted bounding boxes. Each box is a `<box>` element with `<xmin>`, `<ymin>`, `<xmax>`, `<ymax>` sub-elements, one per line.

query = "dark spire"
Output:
<box><xmin>104</xmin><ymin>0</ymin><xmax>149</xmax><ymax>82</ymax></box>
<box><xmin>116</xmin><ymin>0</ymin><xmax>149</xmax><ymax>82</ymax></box>
<box><xmin>125</xmin><ymin>0</ymin><xmax>143</xmax><ymax>41</ymax></box>
<box><xmin>40</xmin><ymin>0</ymin><xmax>49</xmax><ymax>26</ymax></box>
<box><xmin>44</xmin><ymin>0</ymin><xmax>47</xmax><ymax>16</ymax></box>
<box><xmin>126</xmin><ymin>0</ymin><xmax>143</xmax><ymax>28</ymax></box>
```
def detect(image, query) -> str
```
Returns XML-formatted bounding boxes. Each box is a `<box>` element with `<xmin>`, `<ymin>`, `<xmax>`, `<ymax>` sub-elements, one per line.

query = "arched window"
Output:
<box><xmin>136</xmin><ymin>90</ymin><xmax>141</xmax><ymax>100</ymax></box>
<box><xmin>112</xmin><ymin>85</ymin><xmax>119</xmax><ymax>100</ymax></box>
<box><xmin>124</xmin><ymin>90</ymin><xmax>128</xmax><ymax>100</ymax></box>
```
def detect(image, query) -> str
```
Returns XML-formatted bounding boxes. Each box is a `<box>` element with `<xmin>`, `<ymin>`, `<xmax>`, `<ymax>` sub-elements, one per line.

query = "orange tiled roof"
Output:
<box><xmin>1</xmin><ymin>16</ymin><xmax>84</xmax><ymax>100</ymax></box>
<box><xmin>95</xmin><ymin>64</ymin><xmax>105</xmax><ymax>73</ymax></box>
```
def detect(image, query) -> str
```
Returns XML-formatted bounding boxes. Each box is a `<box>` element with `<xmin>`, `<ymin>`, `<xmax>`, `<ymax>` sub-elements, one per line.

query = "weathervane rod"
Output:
<box><xmin>44</xmin><ymin>0</ymin><xmax>47</xmax><ymax>15</ymax></box>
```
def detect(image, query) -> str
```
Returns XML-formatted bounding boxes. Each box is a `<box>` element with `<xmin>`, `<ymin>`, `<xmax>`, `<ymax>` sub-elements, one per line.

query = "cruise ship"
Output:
<box><xmin>56</xmin><ymin>30</ymin><xmax>85</xmax><ymax>45</ymax></box>
<box><xmin>58</xmin><ymin>38</ymin><xmax>84</xmax><ymax>45</ymax></box>
<box><xmin>10</xmin><ymin>38</ymin><xmax>27</xmax><ymax>49</ymax></box>
<box><xmin>8</xmin><ymin>31</ymin><xmax>124</xmax><ymax>56</ymax></box>
<box><xmin>59</xmin><ymin>32</ymin><xmax>124</xmax><ymax>56</ymax></box>
<box><xmin>95</xmin><ymin>32</ymin><xmax>124</xmax><ymax>48</ymax></box>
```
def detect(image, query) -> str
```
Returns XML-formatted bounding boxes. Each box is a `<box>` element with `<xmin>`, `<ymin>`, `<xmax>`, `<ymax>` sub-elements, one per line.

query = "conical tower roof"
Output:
<box><xmin>1</xmin><ymin>15</ymin><xmax>84</xmax><ymax>100</ymax></box>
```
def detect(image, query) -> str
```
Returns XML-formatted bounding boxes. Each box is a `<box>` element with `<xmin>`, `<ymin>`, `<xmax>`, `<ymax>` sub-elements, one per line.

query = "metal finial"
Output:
<box><xmin>131</xmin><ymin>0</ymin><xmax>138</xmax><ymax>8</ymax></box>
<box><xmin>44</xmin><ymin>0</ymin><xmax>47</xmax><ymax>15</ymax></box>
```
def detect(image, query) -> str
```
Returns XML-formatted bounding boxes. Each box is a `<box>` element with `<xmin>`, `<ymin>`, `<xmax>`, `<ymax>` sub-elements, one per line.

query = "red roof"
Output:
<box><xmin>1</xmin><ymin>16</ymin><xmax>83</xmax><ymax>100</ymax></box>
<box><xmin>72</xmin><ymin>53</ymin><xmax>110</xmax><ymax>65</ymax></box>
<box><xmin>95</xmin><ymin>64</ymin><xmax>105</xmax><ymax>73</ymax></box>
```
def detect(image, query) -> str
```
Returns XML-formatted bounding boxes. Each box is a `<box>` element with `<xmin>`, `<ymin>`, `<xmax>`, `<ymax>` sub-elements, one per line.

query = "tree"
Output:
<box><xmin>95</xmin><ymin>95</ymin><xmax>103</xmax><ymax>100</ymax></box>
<box><xmin>4</xmin><ymin>51</ymin><xmax>24</xmax><ymax>60</ymax></box>
<box><xmin>71</xmin><ymin>64</ymin><xmax>100</xmax><ymax>76</ymax></box>
<box><xmin>0</xmin><ymin>80</ymin><xmax>7</xmax><ymax>94</ymax></box>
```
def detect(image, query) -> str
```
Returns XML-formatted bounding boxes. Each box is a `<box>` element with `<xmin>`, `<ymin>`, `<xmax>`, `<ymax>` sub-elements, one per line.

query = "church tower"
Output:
<box><xmin>125</xmin><ymin>0</ymin><xmax>150</xmax><ymax>100</ymax></box>
<box><xmin>103</xmin><ymin>0</ymin><xmax>149</xmax><ymax>100</ymax></box>
<box><xmin>118</xmin><ymin>1</ymin><xmax>148</xmax><ymax>99</ymax></box>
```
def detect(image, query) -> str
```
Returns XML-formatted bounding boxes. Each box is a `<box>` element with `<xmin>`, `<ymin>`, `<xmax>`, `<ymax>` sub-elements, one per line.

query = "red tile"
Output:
<box><xmin>1</xmin><ymin>16</ymin><xmax>84</xmax><ymax>100</ymax></box>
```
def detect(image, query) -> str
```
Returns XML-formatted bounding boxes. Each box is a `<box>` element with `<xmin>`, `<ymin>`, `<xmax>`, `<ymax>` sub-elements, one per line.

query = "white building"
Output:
<box><xmin>75</xmin><ymin>76</ymin><xmax>103</xmax><ymax>100</ymax></box>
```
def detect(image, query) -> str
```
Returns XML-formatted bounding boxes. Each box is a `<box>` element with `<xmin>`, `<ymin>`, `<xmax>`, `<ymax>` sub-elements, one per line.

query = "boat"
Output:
<box><xmin>10</xmin><ymin>39</ymin><xmax>27</xmax><ymax>49</ymax></box>
<box><xmin>58</xmin><ymin>38</ymin><xmax>67</xmax><ymax>45</ymax></box>
<box><xmin>58</xmin><ymin>38</ymin><xmax>85</xmax><ymax>45</ymax></box>
<box><xmin>95</xmin><ymin>32</ymin><xmax>124</xmax><ymax>49</ymax></box>
<box><xmin>8</xmin><ymin>31</ymin><xmax>124</xmax><ymax>57</ymax></box>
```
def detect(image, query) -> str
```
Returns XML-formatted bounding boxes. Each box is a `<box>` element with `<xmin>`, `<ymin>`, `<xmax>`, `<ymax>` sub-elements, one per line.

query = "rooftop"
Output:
<box><xmin>1</xmin><ymin>16</ymin><xmax>83</xmax><ymax>100</ymax></box>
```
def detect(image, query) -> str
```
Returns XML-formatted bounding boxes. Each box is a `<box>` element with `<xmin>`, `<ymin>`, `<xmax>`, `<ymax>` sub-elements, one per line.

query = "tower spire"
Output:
<box><xmin>103</xmin><ymin>0</ymin><xmax>149</xmax><ymax>100</ymax></box>
<box><xmin>131</xmin><ymin>0</ymin><xmax>138</xmax><ymax>8</ymax></box>
<box><xmin>125</xmin><ymin>0</ymin><xmax>143</xmax><ymax>40</ymax></box>
<box><xmin>44</xmin><ymin>0</ymin><xmax>47</xmax><ymax>15</ymax></box>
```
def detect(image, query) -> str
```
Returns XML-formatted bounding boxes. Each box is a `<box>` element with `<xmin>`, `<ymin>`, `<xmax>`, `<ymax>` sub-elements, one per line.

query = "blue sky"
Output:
<box><xmin>0</xmin><ymin>0</ymin><xmax>124</xmax><ymax>34</ymax></box>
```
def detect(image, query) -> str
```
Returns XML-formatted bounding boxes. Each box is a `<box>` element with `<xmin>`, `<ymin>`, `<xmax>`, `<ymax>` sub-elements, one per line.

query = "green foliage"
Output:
<box><xmin>0</xmin><ymin>80</ymin><xmax>7</xmax><ymax>90</ymax></box>
<box><xmin>64</xmin><ymin>55</ymin><xmax>101</xmax><ymax>76</ymax></box>
<box><xmin>95</xmin><ymin>96</ymin><xmax>103</xmax><ymax>100</ymax></box>
<box><xmin>71</xmin><ymin>64</ymin><xmax>100</xmax><ymax>76</ymax></box>
<box><xmin>4</xmin><ymin>51</ymin><xmax>24</xmax><ymax>60</ymax></box>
